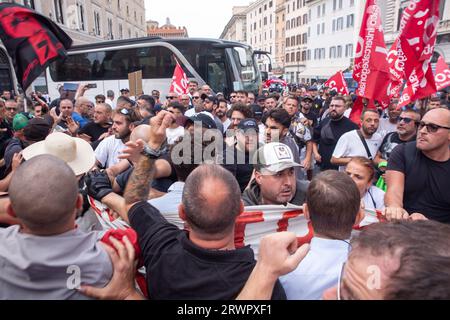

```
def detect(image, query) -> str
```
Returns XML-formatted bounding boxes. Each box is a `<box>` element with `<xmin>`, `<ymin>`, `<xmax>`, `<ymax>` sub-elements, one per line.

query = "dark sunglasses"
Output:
<box><xmin>397</xmin><ymin>116</ymin><xmax>417</xmax><ymax>124</ymax></box>
<box><xmin>192</xmin><ymin>96</ymin><xmax>201</xmax><ymax>100</ymax></box>
<box><xmin>166</xmin><ymin>96</ymin><xmax>177</xmax><ymax>100</ymax></box>
<box><xmin>6</xmin><ymin>107</ymin><xmax>17</xmax><ymax>111</ymax></box>
<box><xmin>418</xmin><ymin>121</ymin><xmax>450</xmax><ymax>133</ymax></box>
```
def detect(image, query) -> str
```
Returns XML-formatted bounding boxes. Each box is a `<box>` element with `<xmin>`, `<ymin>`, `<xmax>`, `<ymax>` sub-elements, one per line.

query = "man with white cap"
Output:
<box><xmin>242</xmin><ymin>142</ymin><xmax>309</xmax><ymax>206</ymax></box>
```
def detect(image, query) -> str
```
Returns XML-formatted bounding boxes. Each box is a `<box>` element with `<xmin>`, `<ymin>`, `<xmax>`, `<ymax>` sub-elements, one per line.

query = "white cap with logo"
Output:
<box><xmin>255</xmin><ymin>142</ymin><xmax>302</xmax><ymax>175</ymax></box>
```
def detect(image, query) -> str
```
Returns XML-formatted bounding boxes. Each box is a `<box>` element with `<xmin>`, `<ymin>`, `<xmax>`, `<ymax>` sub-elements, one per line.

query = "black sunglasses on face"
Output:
<box><xmin>418</xmin><ymin>121</ymin><xmax>450</xmax><ymax>133</ymax></box>
<box><xmin>397</xmin><ymin>116</ymin><xmax>417</xmax><ymax>124</ymax></box>
<box><xmin>166</xmin><ymin>96</ymin><xmax>176</xmax><ymax>100</ymax></box>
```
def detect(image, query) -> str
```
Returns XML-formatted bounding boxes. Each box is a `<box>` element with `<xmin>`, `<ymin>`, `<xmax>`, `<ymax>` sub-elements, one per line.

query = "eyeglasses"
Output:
<box><xmin>418</xmin><ymin>121</ymin><xmax>450</xmax><ymax>133</ymax></box>
<box><xmin>397</xmin><ymin>116</ymin><xmax>417</xmax><ymax>124</ymax></box>
<box><xmin>6</xmin><ymin>107</ymin><xmax>17</xmax><ymax>111</ymax></box>
<box><xmin>192</xmin><ymin>96</ymin><xmax>200</xmax><ymax>100</ymax></box>
<box><xmin>166</xmin><ymin>96</ymin><xmax>177</xmax><ymax>100</ymax></box>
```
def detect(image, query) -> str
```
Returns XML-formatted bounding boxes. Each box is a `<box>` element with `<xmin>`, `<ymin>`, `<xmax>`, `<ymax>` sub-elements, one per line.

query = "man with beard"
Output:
<box><xmin>95</xmin><ymin>107</ymin><xmax>140</xmax><ymax>168</ymax></box>
<box><xmin>214</xmin><ymin>99</ymin><xmax>231</xmax><ymax>132</ymax></box>
<box><xmin>377</xmin><ymin>100</ymin><xmax>401</xmax><ymax>138</ymax></box>
<box><xmin>384</xmin><ymin>108</ymin><xmax>450</xmax><ymax>224</ymax></box>
<box><xmin>313</xmin><ymin>96</ymin><xmax>359</xmax><ymax>171</ymax></box>
<box><xmin>78</xmin><ymin>103</ymin><xmax>113</xmax><ymax>149</ymax></box>
<box><xmin>300</xmin><ymin>95</ymin><xmax>319</xmax><ymax>128</ymax></box>
<box><xmin>202</xmin><ymin>95</ymin><xmax>224</xmax><ymax>133</ymax></box>
<box><xmin>242</xmin><ymin>142</ymin><xmax>309</xmax><ymax>206</ymax></box>
<box><xmin>331</xmin><ymin>109</ymin><xmax>382</xmax><ymax>171</ymax></box>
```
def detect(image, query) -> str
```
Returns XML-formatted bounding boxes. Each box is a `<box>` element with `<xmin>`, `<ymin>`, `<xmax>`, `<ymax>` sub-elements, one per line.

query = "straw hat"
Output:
<box><xmin>22</xmin><ymin>132</ymin><xmax>95</xmax><ymax>175</ymax></box>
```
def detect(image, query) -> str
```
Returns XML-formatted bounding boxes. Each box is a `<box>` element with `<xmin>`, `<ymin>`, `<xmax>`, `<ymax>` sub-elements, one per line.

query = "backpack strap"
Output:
<box><xmin>356</xmin><ymin>130</ymin><xmax>373</xmax><ymax>160</ymax></box>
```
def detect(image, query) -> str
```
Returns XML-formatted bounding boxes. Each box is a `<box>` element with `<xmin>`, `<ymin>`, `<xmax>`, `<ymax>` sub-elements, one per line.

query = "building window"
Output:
<box><xmin>337</xmin><ymin>17</ymin><xmax>344</xmax><ymax>30</ymax></box>
<box><xmin>297</xmin><ymin>16</ymin><xmax>301</xmax><ymax>26</ymax></box>
<box><xmin>107</xmin><ymin>17</ymin><xmax>113</xmax><ymax>39</ymax></box>
<box><xmin>286</xmin><ymin>37</ymin><xmax>290</xmax><ymax>47</ymax></box>
<box><xmin>118</xmin><ymin>0</ymin><xmax>121</xmax><ymax>9</ymax></box>
<box><xmin>127</xmin><ymin>6</ymin><xmax>129</xmax><ymax>16</ymax></box>
<box><xmin>339</xmin><ymin>0</ymin><xmax>343</xmax><ymax>9</ymax></box>
<box><xmin>264</xmin><ymin>17</ymin><xmax>267</xmax><ymax>25</ymax></box>
<box><xmin>94</xmin><ymin>11</ymin><xmax>101</xmax><ymax>36</ymax></box>
<box><xmin>119</xmin><ymin>24</ymin><xmax>123</xmax><ymax>39</ymax></box>
<box><xmin>296</xmin><ymin>51</ymin><xmax>301</xmax><ymax>62</ymax></box>
<box><xmin>76</xmin><ymin>2</ymin><xmax>85</xmax><ymax>30</ymax></box>
<box><xmin>316</xmin><ymin>24</ymin><xmax>320</xmax><ymax>35</ymax></box>
<box><xmin>54</xmin><ymin>0</ymin><xmax>64</xmax><ymax>24</ymax></box>
<box><xmin>330</xmin><ymin>46</ymin><xmax>335</xmax><ymax>58</ymax></box>
<box><xmin>307</xmin><ymin>49</ymin><xmax>310</xmax><ymax>60</ymax></box>
<box><xmin>287</xmin><ymin>21</ymin><xmax>290</xmax><ymax>30</ymax></box>
<box><xmin>302</xmin><ymin>50</ymin><xmax>306</xmax><ymax>61</ymax></box>
<box><xmin>321</xmin><ymin>22</ymin><xmax>325</xmax><ymax>34</ymax></box>
<box><xmin>345</xmin><ymin>43</ymin><xmax>354</xmax><ymax>57</ymax></box>
<box><xmin>308</xmin><ymin>27</ymin><xmax>310</xmax><ymax>37</ymax></box>
<box><xmin>317</xmin><ymin>6</ymin><xmax>321</xmax><ymax>18</ymax></box>
<box><xmin>297</xmin><ymin>34</ymin><xmax>301</xmax><ymax>45</ymax></box>
<box><xmin>24</xmin><ymin>0</ymin><xmax>35</xmax><ymax>9</ymax></box>
<box><xmin>286</xmin><ymin>53</ymin><xmax>290</xmax><ymax>63</ymax></box>
<box><xmin>269</xmin><ymin>1</ymin><xmax>273</xmax><ymax>7</ymax></box>
<box><xmin>347</xmin><ymin>14</ymin><xmax>354</xmax><ymax>28</ymax></box>
<box><xmin>302</xmin><ymin>33</ymin><xmax>307</xmax><ymax>44</ymax></box>
<box><xmin>337</xmin><ymin>45</ymin><xmax>342</xmax><ymax>58</ymax></box>
<box><xmin>350</xmin><ymin>0</ymin><xmax>354</xmax><ymax>6</ymax></box>
<box><xmin>291</xmin><ymin>36</ymin><xmax>295</xmax><ymax>45</ymax></box>
<box><xmin>134</xmin><ymin>11</ymin><xmax>137</xmax><ymax>20</ymax></box>
<box><xmin>291</xmin><ymin>52</ymin><xmax>295</xmax><ymax>62</ymax></box>
<box><xmin>322</xmin><ymin>3</ymin><xmax>325</xmax><ymax>15</ymax></box>
<box><xmin>333</xmin><ymin>0</ymin><xmax>337</xmax><ymax>10</ymax></box>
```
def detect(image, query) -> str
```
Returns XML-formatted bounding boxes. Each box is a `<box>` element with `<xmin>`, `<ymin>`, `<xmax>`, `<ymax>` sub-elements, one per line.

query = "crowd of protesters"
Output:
<box><xmin>0</xmin><ymin>80</ymin><xmax>449</xmax><ymax>300</ymax></box>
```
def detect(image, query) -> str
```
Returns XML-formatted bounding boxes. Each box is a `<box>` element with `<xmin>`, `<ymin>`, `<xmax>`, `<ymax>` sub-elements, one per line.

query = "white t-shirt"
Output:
<box><xmin>222</xmin><ymin>118</ymin><xmax>231</xmax><ymax>133</ymax></box>
<box><xmin>184</xmin><ymin>108</ymin><xmax>196</xmax><ymax>117</ymax></box>
<box><xmin>377</xmin><ymin>118</ymin><xmax>397</xmax><ymax>138</ymax></box>
<box><xmin>105</xmin><ymin>98</ymin><xmax>116</xmax><ymax>109</ymax></box>
<box><xmin>363</xmin><ymin>185</ymin><xmax>385</xmax><ymax>210</ymax></box>
<box><xmin>95</xmin><ymin>135</ymin><xmax>126</xmax><ymax>168</ymax></box>
<box><xmin>166</xmin><ymin>126</ymin><xmax>185</xmax><ymax>145</ymax></box>
<box><xmin>332</xmin><ymin>130</ymin><xmax>383</xmax><ymax>171</ymax></box>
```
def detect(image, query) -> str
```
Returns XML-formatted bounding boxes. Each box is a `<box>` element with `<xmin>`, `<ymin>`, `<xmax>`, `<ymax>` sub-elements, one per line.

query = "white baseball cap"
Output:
<box><xmin>254</xmin><ymin>142</ymin><xmax>301</xmax><ymax>175</ymax></box>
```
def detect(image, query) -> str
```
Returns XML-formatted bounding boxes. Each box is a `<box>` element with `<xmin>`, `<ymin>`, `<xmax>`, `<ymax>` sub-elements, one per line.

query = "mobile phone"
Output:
<box><xmin>86</xmin><ymin>83</ymin><xmax>97</xmax><ymax>89</ymax></box>
<box><xmin>63</xmin><ymin>83</ymin><xmax>79</xmax><ymax>91</ymax></box>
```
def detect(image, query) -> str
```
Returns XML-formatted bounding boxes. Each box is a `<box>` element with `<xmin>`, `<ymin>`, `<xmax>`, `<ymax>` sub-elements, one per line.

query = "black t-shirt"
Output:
<box><xmin>301</xmin><ymin>109</ymin><xmax>319</xmax><ymax>128</ymax></box>
<box><xmin>221</xmin><ymin>143</ymin><xmax>255</xmax><ymax>192</ymax></box>
<box><xmin>313</xmin><ymin>116</ymin><xmax>359</xmax><ymax>170</ymax></box>
<box><xmin>379</xmin><ymin>132</ymin><xmax>415</xmax><ymax>161</ymax></box>
<box><xmin>129</xmin><ymin>201</ymin><xmax>287</xmax><ymax>300</ymax></box>
<box><xmin>387</xmin><ymin>142</ymin><xmax>450</xmax><ymax>223</ymax></box>
<box><xmin>0</xmin><ymin>119</ymin><xmax>13</xmax><ymax>159</ymax></box>
<box><xmin>79</xmin><ymin>121</ymin><xmax>110</xmax><ymax>143</ymax></box>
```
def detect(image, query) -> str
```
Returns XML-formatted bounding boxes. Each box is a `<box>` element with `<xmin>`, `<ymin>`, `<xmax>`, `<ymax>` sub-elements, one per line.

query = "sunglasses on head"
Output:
<box><xmin>120</xmin><ymin>108</ymin><xmax>130</xmax><ymax>116</ymax></box>
<box><xmin>418</xmin><ymin>121</ymin><xmax>450</xmax><ymax>133</ymax></box>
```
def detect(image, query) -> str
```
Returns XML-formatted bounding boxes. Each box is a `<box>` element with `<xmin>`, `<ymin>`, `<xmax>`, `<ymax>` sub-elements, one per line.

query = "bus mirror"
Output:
<box><xmin>261</xmin><ymin>71</ymin><xmax>268</xmax><ymax>82</ymax></box>
<box><xmin>234</xmin><ymin>47</ymin><xmax>247</xmax><ymax>67</ymax></box>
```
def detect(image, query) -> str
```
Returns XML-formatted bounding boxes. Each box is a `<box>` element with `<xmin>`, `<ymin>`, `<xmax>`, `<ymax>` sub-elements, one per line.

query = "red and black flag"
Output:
<box><xmin>0</xmin><ymin>3</ymin><xmax>72</xmax><ymax>90</ymax></box>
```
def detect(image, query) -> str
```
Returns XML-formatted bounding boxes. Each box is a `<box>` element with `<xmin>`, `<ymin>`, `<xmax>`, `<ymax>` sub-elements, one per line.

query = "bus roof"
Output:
<box><xmin>70</xmin><ymin>37</ymin><xmax>251</xmax><ymax>51</ymax></box>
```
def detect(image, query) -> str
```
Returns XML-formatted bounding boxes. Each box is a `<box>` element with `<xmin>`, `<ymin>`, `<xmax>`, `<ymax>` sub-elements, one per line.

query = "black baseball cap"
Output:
<box><xmin>301</xmin><ymin>95</ymin><xmax>314</xmax><ymax>102</ymax></box>
<box><xmin>186</xmin><ymin>112</ymin><xmax>217</xmax><ymax>129</ymax></box>
<box><xmin>237</xmin><ymin>118</ymin><xmax>259</xmax><ymax>133</ymax></box>
<box><xmin>250</xmin><ymin>104</ymin><xmax>263</xmax><ymax>119</ymax></box>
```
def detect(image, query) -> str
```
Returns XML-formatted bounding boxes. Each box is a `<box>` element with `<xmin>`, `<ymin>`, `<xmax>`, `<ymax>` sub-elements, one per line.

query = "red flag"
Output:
<box><xmin>0</xmin><ymin>3</ymin><xmax>72</xmax><ymax>90</ymax></box>
<box><xmin>396</xmin><ymin>0</ymin><xmax>440</xmax><ymax>105</ymax></box>
<box><xmin>435</xmin><ymin>56</ymin><xmax>450</xmax><ymax>91</ymax></box>
<box><xmin>324</xmin><ymin>71</ymin><xmax>349</xmax><ymax>95</ymax></box>
<box><xmin>353</xmin><ymin>0</ymin><xmax>391</xmax><ymax>103</ymax></box>
<box><xmin>169</xmin><ymin>61</ymin><xmax>188</xmax><ymax>95</ymax></box>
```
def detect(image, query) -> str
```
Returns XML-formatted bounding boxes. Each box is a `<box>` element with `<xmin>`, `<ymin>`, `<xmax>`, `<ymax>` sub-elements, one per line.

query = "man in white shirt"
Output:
<box><xmin>377</xmin><ymin>100</ymin><xmax>401</xmax><ymax>138</ymax></box>
<box><xmin>105</xmin><ymin>90</ymin><xmax>116</xmax><ymax>109</ymax></box>
<box><xmin>331</xmin><ymin>109</ymin><xmax>383</xmax><ymax>171</ymax></box>
<box><xmin>280</xmin><ymin>170</ymin><xmax>364</xmax><ymax>300</ymax></box>
<box><xmin>95</xmin><ymin>107</ymin><xmax>138</xmax><ymax>168</ymax></box>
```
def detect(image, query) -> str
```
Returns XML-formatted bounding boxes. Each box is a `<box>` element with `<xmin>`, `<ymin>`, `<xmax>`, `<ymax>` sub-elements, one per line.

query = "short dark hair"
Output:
<box><xmin>331</xmin><ymin>96</ymin><xmax>346</xmax><ymax>104</ymax></box>
<box><xmin>307</xmin><ymin>170</ymin><xmax>361</xmax><ymax>239</ymax></box>
<box><xmin>229</xmin><ymin>103</ymin><xmax>253</xmax><ymax>118</ymax></box>
<box><xmin>350</xmin><ymin>220</ymin><xmax>450</xmax><ymax>299</ymax></box>
<box><xmin>264</xmin><ymin>108</ymin><xmax>291</xmax><ymax>129</ymax></box>
<box><xmin>236</xmin><ymin>90</ymin><xmax>248</xmax><ymax>97</ymax></box>
<box><xmin>182</xmin><ymin>165</ymin><xmax>241</xmax><ymax>238</ymax></box>
<box><xmin>95</xmin><ymin>94</ymin><xmax>106</xmax><ymax>101</ymax></box>
<box><xmin>168</xmin><ymin>101</ymin><xmax>185</xmax><ymax>114</ymax></box>
<box><xmin>361</xmin><ymin>108</ymin><xmax>379</xmax><ymax>119</ymax></box>
<box><xmin>114</xmin><ymin>107</ymin><xmax>141</xmax><ymax>123</ymax></box>
<box><xmin>217</xmin><ymin>98</ymin><xmax>228</xmax><ymax>106</ymax></box>
<box><xmin>138</xmin><ymin>94</ymin><xmax>156</xmax><ymax>109</ymax></box>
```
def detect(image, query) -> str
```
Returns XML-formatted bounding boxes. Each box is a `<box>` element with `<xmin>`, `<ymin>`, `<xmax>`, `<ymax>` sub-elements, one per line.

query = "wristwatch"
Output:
<box><xmin>141</xmin><ymin>142</ymin><xmax>165</xmax><ymax>159</ymax></box>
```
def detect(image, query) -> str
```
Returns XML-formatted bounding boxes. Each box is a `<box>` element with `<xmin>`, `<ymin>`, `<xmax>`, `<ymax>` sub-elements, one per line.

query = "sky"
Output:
<box><xmin>145</xmin><ymin>0</ymin><xmax>252</xmax><ymax>38</ymax></box>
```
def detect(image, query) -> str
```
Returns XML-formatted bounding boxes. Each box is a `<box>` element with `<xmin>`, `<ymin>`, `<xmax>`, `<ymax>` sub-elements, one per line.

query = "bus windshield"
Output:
<box><xmin>231</xmin><ymin>46</ymin><xmax>260</xmax><ymax>93</ymax></box>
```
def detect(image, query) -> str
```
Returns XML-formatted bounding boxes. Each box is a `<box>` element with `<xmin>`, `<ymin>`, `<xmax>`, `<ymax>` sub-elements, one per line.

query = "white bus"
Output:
<box><xmin>46</xmin><ymin>37</ymin><xmax>265</xmax><ymax>101</ymax></box>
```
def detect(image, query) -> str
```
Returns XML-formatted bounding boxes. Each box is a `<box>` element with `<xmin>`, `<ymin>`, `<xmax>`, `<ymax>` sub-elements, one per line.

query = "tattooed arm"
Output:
<box><xmin>123</xmin><ymin>111</ymin><xmax>175</xmax><ymax>213</ymax></box>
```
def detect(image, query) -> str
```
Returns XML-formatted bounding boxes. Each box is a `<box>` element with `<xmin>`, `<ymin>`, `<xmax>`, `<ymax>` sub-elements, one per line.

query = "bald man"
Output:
<box><xmin>0</xmin><ymin>155</ymin><xmax>112</xmax><ymax>299</ymax></box>
<box><xmin>385</xmin><ymin>108</ymin><xmax>450</xmax><ymax>223</ymax></box>
<box><xmin>73</xmin><ymin>97</ymin><xmax>94</xmax><ymax>128</ymax></box>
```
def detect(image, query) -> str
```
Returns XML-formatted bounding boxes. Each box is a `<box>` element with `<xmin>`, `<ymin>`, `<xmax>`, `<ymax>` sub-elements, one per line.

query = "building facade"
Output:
<box><xmin>284</xmin><ymin>0</ymin><xmax>309</xmax><ymax>83</ymax></box>
<box><xmin>147</xmin><ymin>18</ymin><xmax>189</xmax><ymax>38</ymax></box>
<box><xmin>1</xmin><ymin>0</ymin><xmax>147</xmax><ymax>45</ymax></box>
<box><xmin>219</xmin><ymin>6</ymin><xmax>247</xmax><ymax>43</ymax></box>
<box><xmin>273</xmin><ymin>0</ymin><xmax>286</xmax><ymax>75</ymax></box>
<box><xmin>246</xmin><ymin>0</ymin><xmax>277</xmax><ymax>72</ymax></box>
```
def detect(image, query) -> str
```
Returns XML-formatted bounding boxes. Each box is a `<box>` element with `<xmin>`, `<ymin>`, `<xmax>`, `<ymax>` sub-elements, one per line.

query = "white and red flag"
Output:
<box><xmin>324</xmin><ymin>70</ymin><xmax>349</xmax><ymax>95</ymax></box>
<box><xmin>435</xmin><ymin>55</ymin><xmax>450</xmax><ymax>91</ymax></box>
<box><xmin>353</xmin><ymin>0</ymin><xmax>391</xmax><ymax>104</ymax></box>
<box><xmin>396</xmin><ymin>0</ymin><xmax>440</xmax><ymax>107</ymax></box>
<box><xmin>169</xmin><ymin>61</ymin><xmax>189</xmax><ymax>95</ymax></box>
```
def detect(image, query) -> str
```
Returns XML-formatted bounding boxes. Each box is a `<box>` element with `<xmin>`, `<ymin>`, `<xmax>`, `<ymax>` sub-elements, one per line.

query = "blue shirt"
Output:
<box><xmin>72</xmin><ymin>112</ymin><xmax>89</xmax><ymax>128</ymax></box>
<box><xmin>280</xmin><ymin>237</ymin><xmax>350</xmax><ymax>300</ymax></box>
